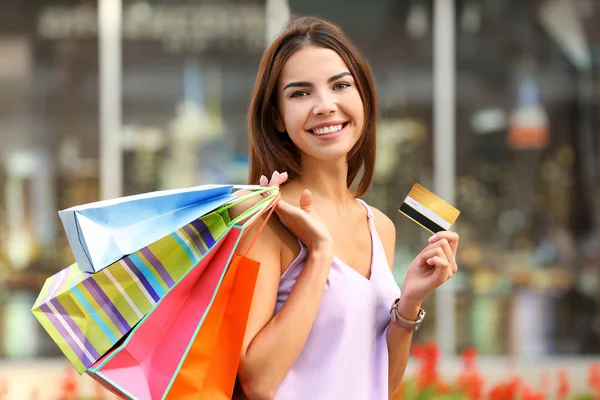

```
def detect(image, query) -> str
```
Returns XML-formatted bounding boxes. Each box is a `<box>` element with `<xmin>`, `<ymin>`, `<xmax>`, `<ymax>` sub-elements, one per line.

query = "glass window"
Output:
<box><xmin>454</xmin><ymin>0</ymin><xmax>599</xmax><ymax>355</ymax></box>
<box><xmin>120</xmin><ymin>0</ymin><xmax>266</xmax><ymax>195</ymax></box>
<box><xmin>0</xmin><ymin>1</ymin><xmax>100</xmax><ymax>358</ymax></box>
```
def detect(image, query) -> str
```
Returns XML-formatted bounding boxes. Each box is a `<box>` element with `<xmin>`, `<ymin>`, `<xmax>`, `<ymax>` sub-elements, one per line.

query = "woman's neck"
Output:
<box><xmin>286</xmin><ymin>156</ymin><xmax>356</xmax><ymax>208</ymax></box>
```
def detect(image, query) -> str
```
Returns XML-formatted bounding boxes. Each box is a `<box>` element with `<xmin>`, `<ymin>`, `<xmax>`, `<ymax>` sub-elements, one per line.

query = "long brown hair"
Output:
<box><xmin>247</xmin><ymin>16</ymin><xmax>378</xmax><ymax>197</ymax></box>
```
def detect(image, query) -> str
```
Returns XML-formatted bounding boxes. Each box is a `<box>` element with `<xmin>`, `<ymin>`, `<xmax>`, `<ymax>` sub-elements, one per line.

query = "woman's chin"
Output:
<box><xmin>306</xmin><ymin>147</ymin><xmax>355</xmax><ymax>163</ymax></box>
<box><xmin>294</xmin><ymin>132</ymin><xmax>360</xmax><ymax>162</ymax></box>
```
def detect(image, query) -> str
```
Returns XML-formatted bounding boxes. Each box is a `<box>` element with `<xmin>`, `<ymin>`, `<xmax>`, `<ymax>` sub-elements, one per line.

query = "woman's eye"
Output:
<box><xmin>290</xmin><ymin>90</ymin><xmax>309</xmax><ymax>98</ymax></box>
<box><xmin>333</xmin><ymin>82</ymin><xmax>350</xmax><ymax>90</ymax></box>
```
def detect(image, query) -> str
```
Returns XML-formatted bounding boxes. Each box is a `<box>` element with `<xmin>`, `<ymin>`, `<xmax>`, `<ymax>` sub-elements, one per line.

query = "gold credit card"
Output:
<box><xmin>398</xmin><ymin>183</ymin><xmax>460</xmax><ymax>233</ymax></box>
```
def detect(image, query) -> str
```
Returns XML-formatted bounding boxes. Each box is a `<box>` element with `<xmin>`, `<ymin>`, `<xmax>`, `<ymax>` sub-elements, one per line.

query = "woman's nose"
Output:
<box><xmin>312</xmin><ymin>92</ymin><xmax>336</xmax><ymax>116</ymax></box>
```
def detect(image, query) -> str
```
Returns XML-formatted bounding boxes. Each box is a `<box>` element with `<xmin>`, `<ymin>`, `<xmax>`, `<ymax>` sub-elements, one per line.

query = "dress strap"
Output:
<box><xmin>356</xmin><ymin>198</ymin><xmax>374</xmax><ymax>220</ymax></box>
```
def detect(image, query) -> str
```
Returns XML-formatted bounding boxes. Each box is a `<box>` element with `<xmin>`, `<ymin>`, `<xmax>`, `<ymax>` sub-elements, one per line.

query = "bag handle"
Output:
<box><xmin>215</xmin><ymin>186</ymin><xmax>281</xmax><ymax>255</ymax></box>
<box><xmin>229</xmin><ymin>191</ymin><xmax>278</xmax><ymax>226</ymax></box>
<box><xmin>230</xmin><ymin>193</ymin><xmax>280</xmax><ymax>256</ymax></box>
<box><xmin>242</xmin><ymin>193</ymin><xmax>279</xmax><ymax>229</ymax></box>
<box><xmin>243</xmin><ymin>195</ymin><xmax>280</xmax><ymax>256</ymax></box>
<box><xmin>219</xmin><ymin>186</ymin><xmax>279</xmax><ymax>212</ymax></box>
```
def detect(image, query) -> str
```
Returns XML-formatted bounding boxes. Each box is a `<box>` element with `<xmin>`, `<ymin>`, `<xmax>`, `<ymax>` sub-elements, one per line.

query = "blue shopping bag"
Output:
<box><xmin>58</xmin><ymin>184</ymin><xmax>236</xmax><ymax>273</ymax></box>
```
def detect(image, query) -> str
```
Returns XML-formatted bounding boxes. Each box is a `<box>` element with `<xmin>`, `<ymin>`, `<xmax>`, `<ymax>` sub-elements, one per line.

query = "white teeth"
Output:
<box><xmin>312</xmin><ymin>124</ymin><xmax>344</xmax><ymax>135</ymax></box>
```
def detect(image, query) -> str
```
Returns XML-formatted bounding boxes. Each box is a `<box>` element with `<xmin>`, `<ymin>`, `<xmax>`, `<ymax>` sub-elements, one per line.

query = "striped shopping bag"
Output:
<box><xmin>32</xmin><ymin>208</ymin><xmax>230</xmax><ymax>373</ymax></box>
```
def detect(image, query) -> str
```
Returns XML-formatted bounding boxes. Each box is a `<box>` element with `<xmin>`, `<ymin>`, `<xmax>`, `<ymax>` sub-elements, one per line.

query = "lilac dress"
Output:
<box><xmin>234</xmin><ymin>200</ymin><xmax>400</xmax><ymax>399</ymax></box>
<box><xmin>274</xmin><ymin>200</ymin><xmax>400</xmax><ymax>399</ymax></box>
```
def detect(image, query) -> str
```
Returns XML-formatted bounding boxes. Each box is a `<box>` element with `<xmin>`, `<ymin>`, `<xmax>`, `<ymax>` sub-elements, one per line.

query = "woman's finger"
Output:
<box><xmin>269</xmin><ymin>171</ymin><xmax>280</xmax><ymax>187</ymax></box>
<box><xmin>435</xmin><ymin>239</ymin><xmax>455</xmax><ymax>267</ymax></box>
<box><xmin>273</xmin><ymin>198</ymin><xmax>298</xmax><ymax>221</ymax></box>
<box><xmin>279</xmin><ymin>172</ymin><xmax>289</xmax><ymax>185</ymax></box>
<box><xmin>260</xmin><ymin>175</ymin><xmax>268</xmax><ymax>187</ymax></box>
<box><xmin>429</xmin><ymin>231</ymin><xmax>459</xmax><ymax>254</ymax></box>
<box><xmin>420</xmin><ymin>247</ymin><xmax>447</xmax><ymax>267</ymax></box>
<box><xmin>426</xmin><ymin>255</ymin><xmax>450</xmax><ymax>269</ymax></box>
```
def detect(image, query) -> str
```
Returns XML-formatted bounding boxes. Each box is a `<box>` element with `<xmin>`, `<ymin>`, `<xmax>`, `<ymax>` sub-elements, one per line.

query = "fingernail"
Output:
<box><xmin>281</xmin><ymin>172</ymin><xmax>288</xmax><ymax>178</ymax></box>
<box><xmin>427</xmin><ymin>258</ymin><xmax>434</xmax><ymax>265</ymax></box>
<box><xmin>429</xmin><ymin>234</ymin><xmax>437</xmax><ymax>242</ymax></box>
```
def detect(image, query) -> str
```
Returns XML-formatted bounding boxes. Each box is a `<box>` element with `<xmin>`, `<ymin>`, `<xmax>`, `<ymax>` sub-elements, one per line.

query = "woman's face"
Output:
<box><xmin>276</xmin><ymin>45</ymin><xmax>365</xmax><ymax>163</ymax></box>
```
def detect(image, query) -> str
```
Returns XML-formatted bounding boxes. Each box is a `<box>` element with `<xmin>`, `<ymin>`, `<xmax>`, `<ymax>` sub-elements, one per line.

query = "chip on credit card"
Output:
<box><xmin>398</xmin><ymin>184</ymin><xmax>460</xmax><ymax>234</ymax></box>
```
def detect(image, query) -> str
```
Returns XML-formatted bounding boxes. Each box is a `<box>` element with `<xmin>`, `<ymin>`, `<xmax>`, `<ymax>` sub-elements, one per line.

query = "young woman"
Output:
<box><xmin>231</xmin><ymin>16</ymin><xmax>459</xmax><ymax>400</ymax></box>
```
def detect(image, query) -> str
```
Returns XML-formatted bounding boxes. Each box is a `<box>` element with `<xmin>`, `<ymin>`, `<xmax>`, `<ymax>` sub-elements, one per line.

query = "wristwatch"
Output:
<box><xmin>390</xmin><ymin>298</ymin><xmax>426</xmax><ymax>332</ymax></box>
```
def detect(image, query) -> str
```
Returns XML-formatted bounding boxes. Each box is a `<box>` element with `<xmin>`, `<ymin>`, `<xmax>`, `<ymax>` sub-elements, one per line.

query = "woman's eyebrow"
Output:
<box><xmin>282</xmin><ymin>71</ymin><xmax>352</xmax><ymax>91</ymax></box>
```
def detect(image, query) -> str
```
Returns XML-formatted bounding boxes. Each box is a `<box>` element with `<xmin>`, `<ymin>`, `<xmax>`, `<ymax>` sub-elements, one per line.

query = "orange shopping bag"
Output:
<box><xmin>165</xmin><ymin>254</ymin><xmax>259</xmax><ymax>399</ymax></box>
<box><xmin>164</xmin><ymin>195</ymin><xmax>279</xmax><ymax>399</ymax></box>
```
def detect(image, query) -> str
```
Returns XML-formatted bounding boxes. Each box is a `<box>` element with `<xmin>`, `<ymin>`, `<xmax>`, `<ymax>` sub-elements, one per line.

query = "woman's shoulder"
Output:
<box><xmin>359</xmin><ymin>200</ymin><xmax>395</xmax><ymax>238</ymax></box>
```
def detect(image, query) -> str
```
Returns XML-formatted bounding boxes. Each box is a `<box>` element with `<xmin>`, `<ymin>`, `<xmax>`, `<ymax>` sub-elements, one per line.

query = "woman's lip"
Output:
<box><xmin>306</xmin><ymin>120</ymin><xmax>349</xmax><ymax>131</ymax></box>
<box><xmin>308</xmin><ymin>122</ymin><xmax>348</xmax><ymax>140</ymax></box>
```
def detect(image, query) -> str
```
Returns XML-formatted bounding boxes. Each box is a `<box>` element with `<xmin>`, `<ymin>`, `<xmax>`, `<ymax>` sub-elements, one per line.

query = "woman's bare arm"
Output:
<box><xmin>231</xmin><ymin>189</ymin><xmax>333</xmax><ymax>400</ymax></box>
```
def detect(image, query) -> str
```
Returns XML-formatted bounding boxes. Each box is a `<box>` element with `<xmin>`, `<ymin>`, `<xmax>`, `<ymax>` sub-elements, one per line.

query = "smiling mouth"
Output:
<box><xmin>308</xmin><ymin>122</ymin><xmax>349</xmax><ymax>136</ymax></box>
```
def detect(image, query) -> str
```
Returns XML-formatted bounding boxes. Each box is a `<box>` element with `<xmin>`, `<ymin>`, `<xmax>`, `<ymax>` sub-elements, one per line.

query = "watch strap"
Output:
<box><xmin>390</xmin><ymin>298</ymin><xmax>426</xmax><ymax>332</ymax></box>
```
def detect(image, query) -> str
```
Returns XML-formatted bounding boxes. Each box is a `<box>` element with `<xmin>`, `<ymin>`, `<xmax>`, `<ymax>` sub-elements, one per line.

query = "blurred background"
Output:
<box><xmin>0</xmin><ymin>0</ymin><xmax>599</xmax><ymax>398</ymax></box>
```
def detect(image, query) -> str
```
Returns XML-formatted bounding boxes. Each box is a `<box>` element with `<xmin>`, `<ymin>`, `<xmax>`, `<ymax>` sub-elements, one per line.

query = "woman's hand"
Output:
<box><xmin>400</xmin><ymin>231</ymin><xmax>459</xmax><ymax>304</ymax></box>
<box><xmin>260</xmin><ymin>171</ymin><xmax>333</xmax><ymax>257</ymax></box>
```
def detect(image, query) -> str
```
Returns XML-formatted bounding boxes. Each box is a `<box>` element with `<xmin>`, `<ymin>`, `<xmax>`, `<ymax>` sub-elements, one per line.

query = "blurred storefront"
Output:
<box><xmin>0</xmin><ymin>0</ymin><xmax>598</xmax><ymax>370</ymax></box>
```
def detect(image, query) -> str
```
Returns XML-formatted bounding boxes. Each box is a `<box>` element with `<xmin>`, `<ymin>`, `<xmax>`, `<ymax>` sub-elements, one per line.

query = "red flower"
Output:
<box><xmin>58</xmin><ymin>367</ymin><xmax>79</xmax><ymax>400</ymax></box>
<box><xmin>457</xmin><ymin>371</ymin><xmax>484</xmax><ymax>400</ymax></box>
<box><xmin>412</xmin><ymin>341</ymin><xmax>441</xmax><ymax>390</ymax></box>
<box><xmin>436</xmin><ymin>380</ymin><xmax>451</xmax><ymax>394</ymax></box>
<box><xmin>589</xmin><ymin>363</ymin><xmax>600</xmax><ymax>396</ymax></box>
<box><xmin>456</xmin><ymin>347</ymin><xmax>484</xmax><ymax>399</ymax></box>
<box><xmin>488</xmin><ymin>377</ymin><xmax>521</xmax><ymax>400</ymax></box>
<box><xmin>521</xmin><ymin>384</ymin><xmax>546</xmax><ymax>400</ymax></box>
<box><xmin>461</xmin><ymin>347</ymin><xmax>478</xmax><ymax>371</ymax></box>
<box><xmin>557</xmin><ymin>369</ymin><xmax>570</xmax><ymax>399</ymax></box>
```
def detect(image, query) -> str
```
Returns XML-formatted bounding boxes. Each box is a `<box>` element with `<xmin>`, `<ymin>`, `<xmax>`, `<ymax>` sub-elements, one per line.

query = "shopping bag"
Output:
<box><xmin>164</xmin><ymin>254</ymin><xmax>259</xmax><ymax>399</ymax></box>
<box><xmin>86</xmin><ymin>193</ymin><xmax>278</xmax><ymax>399</ymax></box>
<box><xmin>32</xmin><ymin>187</ymin><xmax>276</xmax><ymax>374</ymax></box>
<box><xmin>163</xmin><ymin>197</ymin><xmax>278</xmax><ymax>399</ymax></box>
<box><xmin>32</xmin><ymin>209</ymin><xmax>227</xmax><ymax>374</ymax></box>
<box><xmin>88</xmin><ymin>226</ymin><xmax>242</xmax><ymax>399</ymax></box>
<box><xmin>59</xmin><ymin>184</ymin><xmax>236</xmax><ymax>273</ymax></box>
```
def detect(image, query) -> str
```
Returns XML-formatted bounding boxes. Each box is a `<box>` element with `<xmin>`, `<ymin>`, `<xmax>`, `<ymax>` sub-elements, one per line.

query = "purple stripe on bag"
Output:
<box><xmin>38</xmin><ymin>302</ymin><xmax>95</xmax><ymax>367</ymax></box>
<box><xmin>122</xmin><ymin>257</ymin><xmax>161</xmax><ymax>302</ymax></box>
<box><xmin>190</xmin><ymin>218</ymin><xmax>216</xmax><ymax>248</ymax></box>
<box><xmin>48</xmin><ymin>299</ymin><xmax>101</xmax><ymax>360</ymax></box>
<box><xmin>82</xmin><ymin>279</ymin><xmax>131</xmax><ymax>335</ymax></box>
<box><xmin>182</xmin><ymin>224</ymin><xmax>207</xmax><ymax>256</ymax></box>
<box><xmin>140</xmin><ymin>247</ymin><xmax>175</xmax><ymax>288</ymax></box>
<box><xmin>45</xmin><ymin>299</ymin><xmax>101</xmax><ymax>364</ymax></box>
